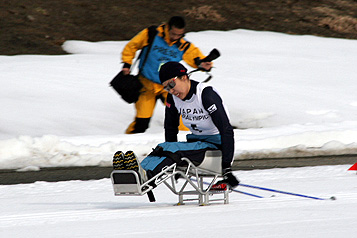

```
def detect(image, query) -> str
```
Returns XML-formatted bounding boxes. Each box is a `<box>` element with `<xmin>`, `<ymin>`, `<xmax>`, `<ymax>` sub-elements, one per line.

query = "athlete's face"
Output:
<box><xmin>169</xmin><ymin>26</ymin><xmax>185</xmax><ymax>42</ymax></box>
<box><xmin>162</xmin><ymin>75</ymin><xmax>190</xmax><ymax>100</ymax></box>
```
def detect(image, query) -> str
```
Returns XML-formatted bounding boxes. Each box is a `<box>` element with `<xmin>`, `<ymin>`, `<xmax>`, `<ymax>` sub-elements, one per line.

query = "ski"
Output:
<box><xmin>232</xmin><ymin>189</ymin><xmax>264</xmax><ymax>198</ymax></box>
<box><xmin>190</xmin><ymin>179</ymin><xmax>264</xmax><ymax>198</ymax></box>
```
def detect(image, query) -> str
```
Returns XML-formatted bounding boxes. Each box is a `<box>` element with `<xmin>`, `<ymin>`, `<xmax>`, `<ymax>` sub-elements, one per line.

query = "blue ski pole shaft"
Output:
<box><xmin>233</xmin><ymin>189</ymin><xmax>264</xmax><ymax>198</ymax></box>
<box><xmin>240</xmin><ymin>183</ymin><xmax>326</xmax><ymax>200</ymax></box>
<box><xmin>190</xmin><ymin>178</ymin><xmax>264</xmax><ymax>198</ymax></box>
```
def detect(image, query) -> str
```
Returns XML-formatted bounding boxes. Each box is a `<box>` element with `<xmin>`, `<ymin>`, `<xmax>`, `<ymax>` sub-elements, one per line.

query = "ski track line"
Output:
<box><xmin>3</xmin><ymin>191</ymin><xmax>354</xmax><ymax>228</ymax></box>
<box><xmin>2</xmin><ymin>193</ymin><xmax>354</xmax><ymax>228</ymax></box>
<box><xmin>0</xmin><ymin>203</ymin><xmax>221</xmax><ymax>227</ymax></box>
<box><xmin>0</xmin><ymin>208</ymin><xmax>167</xmax><ymax>227</ymax></box>
<box><xmin>108</xmin><ymin>215</ymin><xmax>356</xmax><ymax>238</ymax></box>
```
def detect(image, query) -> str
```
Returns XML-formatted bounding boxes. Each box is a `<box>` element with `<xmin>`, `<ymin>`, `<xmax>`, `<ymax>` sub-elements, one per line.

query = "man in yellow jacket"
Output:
<box><xmin>121</xmin><ymin>16</ymin><xmax>212</xmax><ymax>134</ymax></box>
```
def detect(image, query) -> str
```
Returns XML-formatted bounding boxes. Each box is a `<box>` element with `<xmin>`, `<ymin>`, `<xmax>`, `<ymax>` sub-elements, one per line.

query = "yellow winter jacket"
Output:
<box><xmin>121</xmin><ymin>24</ymin><xmax>206</xmax><ymax>69</ymax></box>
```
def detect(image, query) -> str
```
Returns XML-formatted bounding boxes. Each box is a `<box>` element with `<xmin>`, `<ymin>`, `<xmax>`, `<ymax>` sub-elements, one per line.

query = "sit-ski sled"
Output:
<box><xmin>110</xmin><ymin>150</ymin><xmax>231</xmax><ymax>206</ymax></box>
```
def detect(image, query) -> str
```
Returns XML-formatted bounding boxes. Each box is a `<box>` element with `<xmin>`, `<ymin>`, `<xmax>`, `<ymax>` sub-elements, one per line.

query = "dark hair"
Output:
<box><xmin>168</xmin><ymin>16</ymin><xmax>185</xmax><ymax>29</ymax></box>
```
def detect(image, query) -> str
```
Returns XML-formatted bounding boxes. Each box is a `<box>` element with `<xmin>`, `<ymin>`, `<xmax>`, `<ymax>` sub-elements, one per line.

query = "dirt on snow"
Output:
<box><xmin>1</xmin><ymin>0</ymin><xmax>357</xmax><ymax>55</ymax></box>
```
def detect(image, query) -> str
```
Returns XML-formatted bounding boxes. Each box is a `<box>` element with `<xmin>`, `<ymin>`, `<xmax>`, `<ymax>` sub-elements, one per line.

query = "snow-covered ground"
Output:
<box><xmin>1</xmin><ymin>29</ymin><xmax>357</xmax><ymax>171</ymax></box>
<box><xmin>1</xmin><ymin>29</ymin><xmax>357</xmax><ymax>237</ymax></box>
<box><xmin>1</xmin><ymin>165</ymin><xmax>356</xmax><ymax>237</ymax></box>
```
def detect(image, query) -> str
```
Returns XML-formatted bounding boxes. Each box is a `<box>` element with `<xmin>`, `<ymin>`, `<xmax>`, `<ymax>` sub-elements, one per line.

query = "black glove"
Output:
<box><xmin>122</xmin><ymin>63</ymin><xmax>131</xmax><ymax>69</ymax></box>
<box><xmin>222</xmin><ymin>168</ymin><xmax>240</xmax><ymax>188</ymax></box>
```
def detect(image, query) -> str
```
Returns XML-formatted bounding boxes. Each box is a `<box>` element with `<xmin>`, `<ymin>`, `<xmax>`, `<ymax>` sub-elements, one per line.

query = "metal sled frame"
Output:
<box><xmin>111</xmin><ymin>151</ymin><xmax>230</xmax><ymax>206</ymax></box>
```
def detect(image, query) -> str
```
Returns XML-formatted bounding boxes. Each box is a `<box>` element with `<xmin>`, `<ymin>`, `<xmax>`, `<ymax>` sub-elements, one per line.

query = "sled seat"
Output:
<box><xmin>184</xmin><ymin>150</ymin><xmax>222</xmax><ymax>175</ymax></box>
<box><xmin>111</xmin><ymin>150</ymin><xmax>230</xmax><ymax>205</ymax></box>
<box><xmin>111</xmin><ymin>164</ymin><xmax>177</xmax><ymax>196</ymax></box>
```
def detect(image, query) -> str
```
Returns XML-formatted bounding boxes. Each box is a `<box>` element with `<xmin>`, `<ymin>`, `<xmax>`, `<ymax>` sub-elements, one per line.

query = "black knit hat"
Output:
<box><xmin>159</xmin><ymin>61</ymin><xmax>188</xmax><ymax>84</ymax></box>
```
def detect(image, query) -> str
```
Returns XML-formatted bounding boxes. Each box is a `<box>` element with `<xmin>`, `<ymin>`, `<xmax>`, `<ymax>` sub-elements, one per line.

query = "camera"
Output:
<box><xmin>194</xmin><ymin>48</ymin><xmax>220</xmax><ymax>66</ymax></box>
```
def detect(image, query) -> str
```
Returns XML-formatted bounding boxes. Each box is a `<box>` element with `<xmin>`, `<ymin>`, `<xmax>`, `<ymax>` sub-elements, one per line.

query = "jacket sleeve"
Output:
<box><xmin>201</xmin><ymin>87</ymin><xmax>235</xmax><ymax>170</ymax></box>
<box><xmin>182</xmin><ymin>42</ymin><xmax>206</xmax><ymax>68</ymax></box>
<box><xmin>164</xmin><ymin>94</ymin><xmax>180</xmax><ymax>142</ymax></box>
<box><xmin>121</xmin><ymin>28</ymin><xmax>150</xmax><ymax>66</ymax></box>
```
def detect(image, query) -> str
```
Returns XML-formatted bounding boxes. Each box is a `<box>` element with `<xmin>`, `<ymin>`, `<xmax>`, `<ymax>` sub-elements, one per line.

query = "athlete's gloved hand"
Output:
<box><xmin>121</xmin><ymin>63</ymin><xmax>131</xmax><ymax>75</ymax></box>
<box><xmin>222</xmin><ymin>168</ymin><xmax>240</xmax><ymax>188</ymax></box>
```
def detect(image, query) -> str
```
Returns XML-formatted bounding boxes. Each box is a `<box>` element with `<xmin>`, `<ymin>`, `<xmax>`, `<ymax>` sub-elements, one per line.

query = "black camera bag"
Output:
<box><xmin>110</xmin><ymin>72</ymin><xmax>143</xmax><ymax>104</ymax></box>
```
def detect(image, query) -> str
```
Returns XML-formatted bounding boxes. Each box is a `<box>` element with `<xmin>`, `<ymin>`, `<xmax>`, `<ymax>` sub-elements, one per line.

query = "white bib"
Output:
<box><xmin>173</xmin><ymin>83</ymin><xmax>220</xmax><ymax>135</ymax></box>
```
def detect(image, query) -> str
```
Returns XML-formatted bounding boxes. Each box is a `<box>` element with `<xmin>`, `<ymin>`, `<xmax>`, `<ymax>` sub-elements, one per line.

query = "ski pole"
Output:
<box><xmin>240</xmin><ymin>183</ymin><xmax>335</xmax><ymax>200</ymax></box>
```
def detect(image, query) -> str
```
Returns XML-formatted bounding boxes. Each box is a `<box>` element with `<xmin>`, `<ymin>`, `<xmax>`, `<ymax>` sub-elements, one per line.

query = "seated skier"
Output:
<box><xmin>113</xmin><ymin>61</ymin><xmax>239</xmax><ymax>190</ymax></box>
